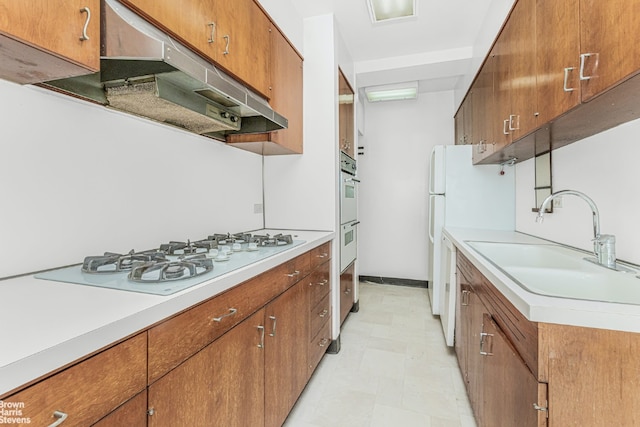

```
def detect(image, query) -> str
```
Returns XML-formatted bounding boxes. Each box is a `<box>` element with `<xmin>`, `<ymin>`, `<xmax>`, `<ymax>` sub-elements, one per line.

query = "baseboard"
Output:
<box><xmin>359</xmin><ymin>275</ymin><xmax>429</xmax><ymax>288</ymax></box>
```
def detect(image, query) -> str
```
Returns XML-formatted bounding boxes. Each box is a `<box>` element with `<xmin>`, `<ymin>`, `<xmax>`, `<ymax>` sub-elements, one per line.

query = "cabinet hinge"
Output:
<box><xmin>533</xmin><ymin>403</ymin><xmax>548</xmax><ymax>418</ymax></box>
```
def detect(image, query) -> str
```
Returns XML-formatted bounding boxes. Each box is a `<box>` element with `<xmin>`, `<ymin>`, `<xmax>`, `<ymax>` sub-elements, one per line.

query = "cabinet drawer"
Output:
<box><xmin>457</xmin><ymin>252</ymin><xmax>477</xmax><ymax>283</ymax></box>
<box><xmin>308</xmin><ymin>317</ymin><xmax>331</xmax><ymax>374</ymax></box>
<box><xmin>148</xmin><ymin>251</ymin><xmax>310</xmax><ymax>383</ymax></box>
<box><xmin>5</xmin><ymin>333</ymin><xmax>147</xmax><ymax>427</ymax></box>
<box><xmin>309</xmin><ymin>242</ymin><xmax>331</xmax><ymax>270</ymax></box>
<box><xmin>310</xmin><ymin>292</ymin><xmax>331</xmax><ymax>340</ymax></box>
<box><xmin>308</xmin><ymin>260</ymin><xmax>330</xmax><ymax>307</ymax></box>
<box><xmin>93</xmin><ymin>390</ymin><xmax>147</xmax><ymax>427</ymax></box>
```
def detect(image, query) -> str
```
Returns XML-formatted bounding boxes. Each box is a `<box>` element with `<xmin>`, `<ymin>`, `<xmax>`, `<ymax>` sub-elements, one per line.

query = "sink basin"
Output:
<box><xmin>466</xmin><ymin>241</ymin><xmax>640</xmax><ymax>305</ymax></box>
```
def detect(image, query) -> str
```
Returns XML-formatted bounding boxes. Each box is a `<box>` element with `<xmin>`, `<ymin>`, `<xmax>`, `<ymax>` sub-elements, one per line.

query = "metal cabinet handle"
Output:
<box><xmin>503</xmin><ymin>119</ymin><xmax>510</xmax><ymax>135</ymax></box>
<box><xmin>79</xmin><ymin>7</ymin><xmax>91</xmax><ymax>41</ymax></box>
<box><xmin>317</xmin><ymin>252</ymin><xmax>329</xmax><ymax>258</ymax></box>
<box><xmin>213</xmin><ymin>308</ymin><xmax>237</xmax><ymax>322</ymax></box>
<box><xmin>318</xmin><ymin>279</ymin><xmax>328</xmax><ymax>286</ymax></box>
<box><xmin>580</xmin><ymin>53</ymin><xmax>597</xmax><ymax>80</ymax></box>
<box><xmin>319</xmin><ymin>309</ymin><xmax>328</xmax><ymax>318</ymax></box>
<box><xmin>257</xmin><ymin>325</ymin><xmax>265</xmax><ymax>348</ymax></box>
<box><xmin>477</xmin><ymin>140</ymin><xmax>486</xmax><ymax>154</ymax></box>
<box><xmin>461</xmin><ymin>290</ymin><xmax>470</xmax><ymax>306</ymax></box>
<box><xmin>480</xmin><ymin>332</ymin><xmax>494</xmax><ymax>356</ymax></box>
<box><xmin>563</xmin><ymin>67</ymin><xmax>576</xmax><ymax>92</ymax></box>
<box><xmin>508</xmin><ymin>114</ymin><xmax>519</xmax><ymax>131</ymax></box>
<box><xmin>344</xmin><ymin>288</ymin><xmax>351</xmax><ymax>295</ymax></box>
<box><xmin>223</xmin><ymin>35</ymin><xmax>230</xmax><ymax>55</ymax></box>
<box><xmin>319</xmin><ymin>338</ymin><xmax>329</xmax><ymax>347</ymax></box>
<box><xmin>269</xmin><ymin>315</ymin><xmax>277</xmax><ymax>337</ymax></box>
<box><xmin>49</xmin><ymin>411</ymin><xmax>68</xmax><ymax>427</ymax></box>
<box><xmin>286</xmin><ymin>270</ymin><xmax>300</xmax><ymax>278</ymax></box>
<box><xmin>207</xmin><ymin>22</ymin><xmax>216</xmax><ymax>43</ymax></box>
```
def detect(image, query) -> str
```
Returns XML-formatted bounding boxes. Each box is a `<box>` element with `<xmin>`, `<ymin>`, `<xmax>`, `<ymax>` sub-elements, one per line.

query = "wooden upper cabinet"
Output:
<box><xmin>215</xmin><ymin>0</ymin><xmax>271</xmax><ymax>97</ymax></box>
<box><xmin>121</xmin><ymin>0</ymin><xmax>271</xmax><ymax>98</ymax></box>
<box><xmin>579</xmin><ymin>0</ymin><xmax>640</xmax><ymax>101</ymax></box>
<box><xmin>0</xmin><ymin>0</ymin><xmax>100</xmax><ymax>83</ymax></box>
<box><xmin>508</xmin><ymin>0</ymin><xmax>537</xmax><ymax>141</ymax></box>
<box><xmin>268</xmin><ymin>27</ymin><xmax>303</xmax><ymax>153</ymax></box>
<box><xmin>339</xmin><ymin>69</ymin><xmax>355</xmax><ymax>158</ymax></box>
<box><xmin>535</xmin><ymin>0</ymin><xmax>581</xmax><ymax>124</ymax></box>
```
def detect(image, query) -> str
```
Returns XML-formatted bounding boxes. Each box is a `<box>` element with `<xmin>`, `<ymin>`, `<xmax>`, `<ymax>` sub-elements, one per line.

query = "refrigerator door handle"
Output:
<box><xmin>428</xmin><ymin>194</ymin><xmax>436</xmax><ymax>243</ymax></box>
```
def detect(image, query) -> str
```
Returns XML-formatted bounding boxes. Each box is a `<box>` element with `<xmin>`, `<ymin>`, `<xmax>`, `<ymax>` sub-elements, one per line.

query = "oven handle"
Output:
<box><xmin>344</xmin><ymin>177</ymin><xmax>360</xmax><ymax>183</ymax></box>
<box><xmin>350</xmin><ymin>221</ymin><xmax>360</xmax><ymax>227</ymax></box>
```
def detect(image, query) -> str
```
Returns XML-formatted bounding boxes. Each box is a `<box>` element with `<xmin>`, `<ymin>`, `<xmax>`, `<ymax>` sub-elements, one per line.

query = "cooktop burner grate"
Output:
<box><xmin>82</xmin><ymin>250</ymin><xmax>167</xmax><ymax>273</ymax></box>
<box><xmin>251</xmin><ymin>233</ymin><xmax>294</xmax><ymax>247</ymax></box>
<box><xmin>128</xmin><ymin>254</ymin><xmax>214</xmax><ymax>283</ymax></box>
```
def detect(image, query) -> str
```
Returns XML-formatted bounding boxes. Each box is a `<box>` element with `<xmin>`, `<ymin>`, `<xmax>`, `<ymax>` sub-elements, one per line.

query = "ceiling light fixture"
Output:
<box><xmin>365</xmin><ymin>82</ymin><xmax>418</xmax><ymax>102</ymax></box>
<box><xmin>367</xmin><ymin>0</ymin><xmax>416</xmax><ymax>24</ymax></box>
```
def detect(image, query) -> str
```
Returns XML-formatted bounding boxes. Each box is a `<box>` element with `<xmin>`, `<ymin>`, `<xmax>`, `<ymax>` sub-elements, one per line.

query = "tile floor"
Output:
<box><xmin>283</xmin><ymin>281</ymin><xmax>477</xmax><ymax>427</ymax></box>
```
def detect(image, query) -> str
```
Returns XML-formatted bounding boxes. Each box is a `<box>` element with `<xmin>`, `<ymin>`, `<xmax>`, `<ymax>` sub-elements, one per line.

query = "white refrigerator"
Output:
<box><xmin>428</xmin><ymin>145</ymin><xmax>515</xmax><ymax>342</ymax></box>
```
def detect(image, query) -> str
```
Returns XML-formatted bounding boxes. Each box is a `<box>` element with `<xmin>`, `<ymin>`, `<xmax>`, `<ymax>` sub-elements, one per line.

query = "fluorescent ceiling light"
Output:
<box><xmin>365</xmin><ymin>82</ymin><xmax>418</xmax><ymax>102</ymax></box>
<box><xmin>367</xmin><ymin>0</ymin><xmax>416</xmax><ymax>23</ymax></box>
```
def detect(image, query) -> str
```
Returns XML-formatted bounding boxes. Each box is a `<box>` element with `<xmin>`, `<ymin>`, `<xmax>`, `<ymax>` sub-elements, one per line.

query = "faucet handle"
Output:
<box><xmin>594</xmin><ymin>234</ymin><xmax>616</xmax><ymax>268</ymax></box>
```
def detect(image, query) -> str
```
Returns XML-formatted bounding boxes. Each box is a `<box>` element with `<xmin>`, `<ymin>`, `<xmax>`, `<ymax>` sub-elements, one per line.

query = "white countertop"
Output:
<box><xmin>0</xmin><ymin>229</ymin><xmax>333</xmax><ymax>397</ymax></box>
<box><xmin>445</xmin><ymin>227</ymin><xmax>640</xmax><ymax>334</ymax></box>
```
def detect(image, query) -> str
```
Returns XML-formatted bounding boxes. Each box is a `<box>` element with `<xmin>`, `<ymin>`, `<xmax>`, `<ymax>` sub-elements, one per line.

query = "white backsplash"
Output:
<box><xmin>0</xmin><ymin>79</ymin><xmax>264</xmax><ymax>278</ymax></box>
<box><xmin>515</xmin><ymin>118</ymin><xmax>640</xmax><ymax>266</ymax></box>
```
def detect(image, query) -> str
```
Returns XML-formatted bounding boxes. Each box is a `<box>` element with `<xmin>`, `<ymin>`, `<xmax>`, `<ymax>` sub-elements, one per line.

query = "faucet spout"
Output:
<box><xmin>537</xmin><ymin>190</ymin><xmax>601</xmax><ymax>256</ymax></box>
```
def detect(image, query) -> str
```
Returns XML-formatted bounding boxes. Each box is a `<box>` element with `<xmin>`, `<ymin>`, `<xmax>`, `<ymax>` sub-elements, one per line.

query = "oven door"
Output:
<box><xmin>340</xmin><ymin>221</ymin><xmax>358</xmax><ymax>272</ymax></box>
<box><xmin>340</xmin><ymin>172</ymin><xmax>358</xmax><ymax>224</ymax></box>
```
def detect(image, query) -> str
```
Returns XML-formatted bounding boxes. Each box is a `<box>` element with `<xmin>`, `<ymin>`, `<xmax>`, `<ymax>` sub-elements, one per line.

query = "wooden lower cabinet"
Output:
<box><xmin>339</xmin><ymin>262</ymin><xmax>355</xmax><ymax>324</ymax></box>
<box><xmin>93</xmin><ymin>390</ymin><xmax>148</xmax><ymax>427</ymax></box>
<box><xmin>148</xmin><ymin>308</ymin><xmax>266</xmax><ymax>427</ymax></box>
<box><xmin>456</xmin><ymin>250</ymin><xmax>640</xmax><ymax>426</ymax></box>
<box><xmin>264</xmin><ymin>281</ymin><xmax>309</xmax><ymax>427</ymax></box>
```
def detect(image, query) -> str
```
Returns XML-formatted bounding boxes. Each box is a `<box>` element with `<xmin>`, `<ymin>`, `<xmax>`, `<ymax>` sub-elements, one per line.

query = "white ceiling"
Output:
<box><xmin>292</xmin><ymin>0</ymin><xmax>497</xmax><ymax>93</ymax></box>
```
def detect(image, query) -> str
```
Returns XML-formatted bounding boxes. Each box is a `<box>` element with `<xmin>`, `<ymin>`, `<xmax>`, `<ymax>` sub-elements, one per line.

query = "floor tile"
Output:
<box><xmin>284</xmin><ymin>282</ymin><xmax>477</xmax><ymax>427</ymax></box>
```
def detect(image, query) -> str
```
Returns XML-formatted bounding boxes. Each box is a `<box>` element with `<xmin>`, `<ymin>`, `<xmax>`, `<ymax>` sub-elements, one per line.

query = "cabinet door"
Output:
<box><xmin>339</xmin><ymin>69</ymin><xmax>355</xmax><ymax>157</ymax></box>
<box><xmin>471</xmin><ymin>61</ymin><xmax>497</xmax><ymax>163</ymax></box>
<box><xmin>454</xmin><ymin>268</ymin><xmax>469</xmax><ymax>384</ymax></box>
<box><xmin>264</xmin><ymin>281</ymin><xmax>309</xmax><ymax>427</ymax></box>
<box><xmin>580</xmin><ymin>0</ymin><xmax>640</xmax><ymax>101</ymax></box>
<box><xmin>535</xmin><ymin>0</ymin><xmax>581</xmax><ymax>124</ymax></box>
<box><xmin>148</xmin><ymin>309</ymin><xmax>265</xmax><ymax>427</ymax></box>
<box><xmin>508</xmin><ymin>0</ymin><xmax>538</xmax><ymax>141</ymax></box>
<box><xmin>121</xmin><ymin>0</ymin><xmax>217</xmax><ymax>61</ymax></box>
<box><xmin>340</xmin><ymin>262</ymin><xmax>355</xmax><ymax>324</ymax></box>
<box><xmin>268</xmin><ymin>27</ymin><xmax>304</xmax><ymax>153</ymax></box>
<box><xmin>466</xmin><ymin>287</ymin><xmax>485</xmax><ymax>423</ymax></box>
<box><xmin>92</xmin><ymin>390</ymin><xmax>147</xmax><ymax>427</ymax></box>
<box><xmin>215</xmin><ymin>0</ymin><xmax>271</xmax><ymax>96</ymax></box>
<box><xmin>492</xmin><ymin>36</ymin><xmax>512</xmax><ymax>150</ymax></box>
<box><xmin>481</xmin><ymin>314</ymin><xmax>544</xmax><ymax>427</ymax></box>
<box><xmin>0</xmin><ymin>0</ymin><xmax>100</xmax><ymax>81</ymax></box>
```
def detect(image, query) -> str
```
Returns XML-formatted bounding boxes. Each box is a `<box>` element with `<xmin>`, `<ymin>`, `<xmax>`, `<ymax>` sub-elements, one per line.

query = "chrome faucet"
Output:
<box><xmin>536</xmin><ymin>190</ymin><xmax>617</xmax><ymax>269</ymax></box>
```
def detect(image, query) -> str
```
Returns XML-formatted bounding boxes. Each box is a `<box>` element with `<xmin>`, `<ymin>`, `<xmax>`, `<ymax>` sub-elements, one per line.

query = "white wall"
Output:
<box><xmin>263</xmin><ymin>15</ymin><xmax>338</xmax><ymax>232</ymax></box>
<box><xmin>358</xmin><ymin>91</ymin><xmax>455</xmax><ymax>280</ymax></box>
<box><xmin>515</xmin><ymin>118</ymin><xmax>640</xmax><ymax>265</ymax></box>
<box><xmin>0</xmin><ymin>79</ymin><xmax>263</xmax><ymax>278</ymax></box>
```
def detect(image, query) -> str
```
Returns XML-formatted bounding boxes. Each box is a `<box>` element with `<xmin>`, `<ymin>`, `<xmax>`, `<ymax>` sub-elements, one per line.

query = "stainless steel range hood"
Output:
<box><xmin>43</xmin><ymin>0</ymin><xmax>287</xmax><ymax>140</ymax></box>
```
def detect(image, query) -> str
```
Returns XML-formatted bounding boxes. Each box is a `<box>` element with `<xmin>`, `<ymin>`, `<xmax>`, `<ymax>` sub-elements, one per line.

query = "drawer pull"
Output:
<box><xmin>319</xmin><ymin>309</ymin><xmax>328</xmax><ymax>318</ymax></box>
<box><xmin>79</xmin><ymin>7</ymin><xmax>91</xmax><ymax>41</ymax></box>
<box><xmin>503</xmin><ymin>119</ymin><xmax>510</xmax><ymax>135</ymax></box>
<box><xmin>49</xmin><ymin>411</ymin><xmax>68</xmax><ymax>427</ymax></box>
<box><xmin>317</xmin><ymin>252</ymin><xmax>329</xmax><ymax>258</ymax></box>
<box><xmin>319</xmin><ymin>338</ymin><xmax>329</xmax><ymax>347</ymax></box>
<box><xmin>269</xmin><ymin>315</ymin><xmax>277</xmax><ymax>337</ymax></box>
<box><xmin>286</xmin><ymin>270</ymin><xmax>300</xmax><ymax>278</ymax></box>
<box><xmin>213</xmin><ymin>308</ymin><xmax>237</xmax><ymax>322</ymax></box>
<box><xmin>317</xmin><ymin>279</ymin><xmax>328</xmax><ymax>286</ymax></box>
<box><xmin>344</xmin><ymin>288</ymin><xmax>351</xmax><ymax>295</ymax></box>
<box><xmin>461</xmin><ymin>290</ymin><xmax>470</xmax><ymax>306</ymax></box>
<box><xmin>257</xmin><ymin>325</ymin><xmax>265</xmax><ymax>348</ymax></box>
<box><xmin>579</xmin><ymin>53</ymin><xmax>597</xmax><ymax>80</ymax></box>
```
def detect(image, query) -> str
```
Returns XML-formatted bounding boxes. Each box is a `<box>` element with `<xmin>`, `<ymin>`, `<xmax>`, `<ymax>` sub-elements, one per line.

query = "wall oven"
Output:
<box><xmin>340</xmin><ymin>152</ymin><xmax>358</xmax><ymax>272</ymax></box>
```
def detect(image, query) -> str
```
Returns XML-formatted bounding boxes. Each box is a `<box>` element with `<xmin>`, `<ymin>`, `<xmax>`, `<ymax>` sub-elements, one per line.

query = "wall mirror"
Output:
<box><xmin>532</xmin><ymin>127</ymin><xmax>552</xmax><ymax>213</ymax></box>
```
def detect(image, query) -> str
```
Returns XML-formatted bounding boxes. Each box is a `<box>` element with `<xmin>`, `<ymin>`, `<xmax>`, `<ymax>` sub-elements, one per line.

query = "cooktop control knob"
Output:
<box><xmin>230</xmin><ymin>115</ymin><xmax>238</xmax><ymax>123</ymax></box>
<box><xmin>220</xmin><ymin>111</ymin><xmax>229</xmax><ymax>118</ymax></box>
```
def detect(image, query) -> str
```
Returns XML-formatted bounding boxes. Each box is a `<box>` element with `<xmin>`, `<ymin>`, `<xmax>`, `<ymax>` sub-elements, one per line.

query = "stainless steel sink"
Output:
<box><xmin>466</xmin><ymin>241</ymin><xmax>640</xmax><ymax>305</ymax></box>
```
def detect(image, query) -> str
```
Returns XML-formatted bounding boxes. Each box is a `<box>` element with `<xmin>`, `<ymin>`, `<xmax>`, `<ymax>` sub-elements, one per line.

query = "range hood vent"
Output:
<box><xmin>43</xmin><ymin>0</ymin><xmax>287</xmax><ymax>140</ymax></box>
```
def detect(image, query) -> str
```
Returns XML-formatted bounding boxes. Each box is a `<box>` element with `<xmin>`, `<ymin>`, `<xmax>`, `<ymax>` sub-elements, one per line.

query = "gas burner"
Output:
<box><xmin>159</xmin><ymin>240</ymin><xmax>210</xmax><ymax>256</ymax></box>
<box><xmin>82</xmin><ymin>250</ymin><xmax>166</xmax><ymax>273</ymax></box>
<box><xmin>208</xmin><ymin>233</ymin><xmax>252</xmax><ymax>245</ymax></box>
<box><xmin>250</xmin><ymin>233</ymin><xmax>294</xmax><ymax>247</ymax></box>
<box><xmin>128</xmin><ymin>254</ymin><xmax>214</xmax><ymax>283</ymax></box>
